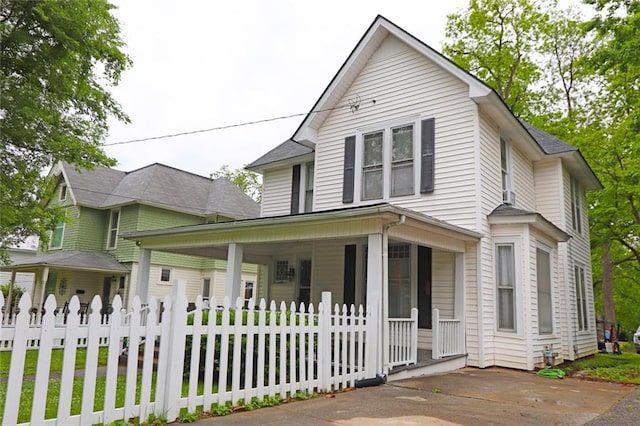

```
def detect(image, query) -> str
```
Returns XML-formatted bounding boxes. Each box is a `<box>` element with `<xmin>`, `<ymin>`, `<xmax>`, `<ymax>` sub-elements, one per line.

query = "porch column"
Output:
<box><xmin>366</xmin><ymin>233</ymin><xmax>383</xmax><ymax>376</ymax></box>
<box><xmin>136</xmin><ymin>248</ymin><xmax>151</xmax><ymax>304</ymax></box>
<box><xmin>455</xmin><ymin>252</ymin><xmax>466</xmax><ymax>355</ymax></box>
<box><xmin>5</xmin><ymin>270</ymin><xmax>17</xmax><ymax>315</ymax></box>
<box><xmin>39</xmin><ymin>266</ymin><xmax>49</xmax><ymax>310</ymax></box>
<box><xmin>224</xmin><ymin>243</ymin><xmax>243</xmax><ymax>303</ymax></box>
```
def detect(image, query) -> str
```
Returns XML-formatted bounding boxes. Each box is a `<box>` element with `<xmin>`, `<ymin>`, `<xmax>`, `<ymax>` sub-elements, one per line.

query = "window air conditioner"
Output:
<box><xmin>503</xmin><ymin>190</ymin><xmax>516</xmax><ymax>206</ymax></box>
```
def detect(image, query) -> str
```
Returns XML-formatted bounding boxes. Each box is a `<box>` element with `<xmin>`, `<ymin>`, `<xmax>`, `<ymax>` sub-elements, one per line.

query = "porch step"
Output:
<box><xmin>388</xmin><ymin>354</ymin><xmax>467</xmax><ymax>381</ymax></box>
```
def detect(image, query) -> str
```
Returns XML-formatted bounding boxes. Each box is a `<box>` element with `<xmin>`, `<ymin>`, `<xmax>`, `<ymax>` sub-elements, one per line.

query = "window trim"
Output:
<box><xmin>536</xmin><ymin>246</ymin><xmax>554</xmax><ymax>335</ymax></box>
<box><xmin>107</xmin><ymin>208</ymin><xmax>120</xmax><ymax>250</ymax></box>
<box><xmin>49</xmin><ymin>222</ymin><xmax>65</xmax><ymax>249</ymax></box>
<box><xmin>494</xmin><ymin>236</ymin><xmax>521</xmax><ymax>334</ymax></box>
<box><xmin>353</xmin><ymin>116</ymin><xmax>420</xmax><ymax>203</ymax></box>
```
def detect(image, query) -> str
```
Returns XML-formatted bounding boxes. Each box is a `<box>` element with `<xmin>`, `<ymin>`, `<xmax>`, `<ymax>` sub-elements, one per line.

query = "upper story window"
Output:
<box><xmin>107</xmin><ymin>209</ymin><xmax>120</xmax><ymax>249</ymax></box>
<box><xmin>291</xmin><ymin>162</ymin><xmax>314</xmax><ymax>214</ymax></box>
<box><xmin>362</xmin><ymin>124</ymin><xmax>415</xmax><ymax>200</ymax></box>
<box><xmin>570</xmin><ymin>176</ymin><xmax>582</xmax><ymax>233</ymax></box>
<box><xmin>574</xmin><ymin>264</ymin><xmax>588</xmax><ymax>331</ymax></box>
<box><xmin>49</xmin><ymin>222</ymin><xmax>65</xmax><ymax>249</ymax></box>
<box><xmin>343</xmin><ymin>117</ymin><xmax>434</xmax><ymax>204</ymax></box>
<box><xmin>500</xmin><ymin>138</ymin><xmax>516</xmax><ymax>205</ymax></box>
<box><xmin>59</xmin><ymin>184</ymin><xmax>67</xmax><ymax>201</ymax></box>
<box><xmin>304</xmin><ymin>162</ymin><xmax>314</xmax><ymax>212</ymax></box>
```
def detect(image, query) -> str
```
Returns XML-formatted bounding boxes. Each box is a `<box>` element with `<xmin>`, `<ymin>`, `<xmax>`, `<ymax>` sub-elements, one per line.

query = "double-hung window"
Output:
<box><xmin>50</xmin><ymin>222</ymin><xmax>65</xmax><ymax>249</ymax></box>
<box><xmin>304</xmin><ymin>162</ymin><xmax>314</xmax><ymax>212</ymax></box>
<box><xmin>570</xmin><ymin>176</ymin><xmax>582</xmax><ymax>233</ymax></box>
<box><xmin>574</xmin><ymin>265</ymin><xmax>588</xmax><ymax>331</ymax></box>
<box><xmin>391</xmin><ymin>125</ymin><xmax>414</xmax><ymax>197</ymax></box>
<box><xmin>107</xmin><ymin>209</ymin><xmax>120</xmax><ymax>249</ymax></box>
<box><xmin>343</xmin><ymin>117</ymin><xmax>434</xmax><ymax>204</ymax></box>
<box><xmin>496</xmin><ymin>242</ymin><xmax>516</xmax><ymax>332</ymax></box>
<box><xmin>362</xmin><ymin>131</ymin><xmax>384</xmax><ymax>200</ymax></box>
<box><xmin>537</xmin><ymin>248</ymin><xmax>553</xmax><ymax>334</ymax></box>
<box><xmin>361</xmin><ymin>124</ymin><xmax>415</xmax><ymax>200</ymax></box>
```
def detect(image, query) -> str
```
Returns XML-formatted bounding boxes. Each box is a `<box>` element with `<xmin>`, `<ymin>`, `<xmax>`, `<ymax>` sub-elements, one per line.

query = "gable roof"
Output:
<box><xmin>56</xmin><ymin>162</ymin><xmax>260</xmax><ymax>219</ymax></box>
<box><xmin>247</xmin><ymin>15</ymin><xmax>600</xmax><ymax>189</ymax></box>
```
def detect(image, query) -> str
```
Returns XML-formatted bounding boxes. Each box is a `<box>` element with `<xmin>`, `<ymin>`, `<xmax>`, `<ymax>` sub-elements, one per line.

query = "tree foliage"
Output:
<box><xmin>445</xmin><ymin>0</ymin><xmax>640</xmax><ymax>331</ymax></box>
<box><xmin>0</xmin><ymin>0</ymin><xmax>130</xmax><ymax>255</ymax></box>
<box><xmin>212</xmin><ymin>165</ymin><xmax>263</xmax><ymax>203</ymax></box>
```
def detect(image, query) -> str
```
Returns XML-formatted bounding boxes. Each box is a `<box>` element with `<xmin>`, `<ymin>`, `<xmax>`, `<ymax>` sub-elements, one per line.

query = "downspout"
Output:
<box><xmin>381</xmin><ymin>214</ymin><xmax>405</xmax><ymax>376</ymax></box>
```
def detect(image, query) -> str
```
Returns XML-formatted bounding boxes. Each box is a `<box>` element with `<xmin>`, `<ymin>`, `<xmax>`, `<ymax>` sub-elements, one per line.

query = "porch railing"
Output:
<box><xmin>388</xmin><ymin>308</ymin><xmax>418</xmax><ymax>368</ymax></box>
<box><xmin>432</xmin><ymin>308</ymin><xmax>464</xmax><ymax>359</ymax></box>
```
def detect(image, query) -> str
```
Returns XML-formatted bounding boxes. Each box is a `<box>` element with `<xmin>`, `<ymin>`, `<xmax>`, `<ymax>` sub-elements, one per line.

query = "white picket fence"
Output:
<box><xmin>0</xmin><ymin>282</ymin><xmax>373</xmax><ymax>425</ymax></box>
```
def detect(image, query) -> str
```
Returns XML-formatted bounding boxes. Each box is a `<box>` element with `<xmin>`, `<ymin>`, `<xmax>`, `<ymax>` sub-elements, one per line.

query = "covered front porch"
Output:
<box><xmin>2</xmin><ymin>251</ymin><xmax>130</xmax><ymax>320</ymax></box>
<box><xmin>125</xmin><ymin>204</ymin><xmax>481</xmax><ymax>376</ymax></box>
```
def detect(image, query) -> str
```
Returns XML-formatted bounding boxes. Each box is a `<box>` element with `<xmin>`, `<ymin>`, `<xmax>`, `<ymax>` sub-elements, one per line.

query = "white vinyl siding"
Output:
<box><xmin>533</xmin><ymin>159</ymin><xmax>563</xmax><ymax>224</ymax></box>
<box><xmin>261</xmin><ymin>166</ymin><xmax>293</xmax><ymax>217</ymax></box>
<box><xmin>313</xmin><ymin>35</ymin><xmax>477</xmax><ymax>228</ymax></box>
<box><xmin>511</xmin><ymin>144</ymin><xmax>536</xmax><ymax>211</ymax></box>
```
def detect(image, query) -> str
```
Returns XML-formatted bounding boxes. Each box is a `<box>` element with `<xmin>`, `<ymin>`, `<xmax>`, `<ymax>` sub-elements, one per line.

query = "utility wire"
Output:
<box><xmin>104</xmin><ymin>97</ymin><xmax>372</xmax><ymax>147</ymax></box>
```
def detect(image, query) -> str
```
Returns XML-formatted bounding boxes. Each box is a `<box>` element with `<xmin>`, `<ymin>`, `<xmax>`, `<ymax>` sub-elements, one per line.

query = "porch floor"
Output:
<box><xmin>389</xmin><ymin>349</ymin><xmax>467</xmax><ymax>376</ymax></box>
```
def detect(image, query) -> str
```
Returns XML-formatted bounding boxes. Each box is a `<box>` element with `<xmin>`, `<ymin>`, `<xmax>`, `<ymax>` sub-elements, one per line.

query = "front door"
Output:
<box><xmin>102</xmin><ymin>277</ymin><xmax>112</xmax><ymax>315</ymax></box>
<box><xmin>298</xmin><ymin>259</ymin><xmax>311</xmax><ymax>307</ymax></box>
<box><xmin>389</xmin><ymin>244</ymin><xmax>411</xmax><ymax>318</ymax></box>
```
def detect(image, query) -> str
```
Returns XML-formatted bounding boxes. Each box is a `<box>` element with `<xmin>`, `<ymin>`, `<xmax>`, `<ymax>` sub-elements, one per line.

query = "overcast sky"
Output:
<box><xmin>103</xmin><ymin>0</ymin><xmax>473</xmax><ymax>176</ymax></box>
<box><xmin>104</xmin><ymin>0</ymin><xmax>585</xmax><ymax>178</ymax></box>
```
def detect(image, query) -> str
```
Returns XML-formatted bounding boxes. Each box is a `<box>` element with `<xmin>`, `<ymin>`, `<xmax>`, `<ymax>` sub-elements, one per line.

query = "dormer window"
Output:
<box><xmin>59</xmin><ymin>184</ymin><xmax>67</xmax><ymax>201</ymax></box>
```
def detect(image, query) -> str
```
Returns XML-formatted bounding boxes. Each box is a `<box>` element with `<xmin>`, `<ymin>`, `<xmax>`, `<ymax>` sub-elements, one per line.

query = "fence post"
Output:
<box><xmin>318</xmin><ymin>292</ymin><xmax>332</xmax><ymax>392</ymax></box>
<box><xmin>162</xmin><ymin>279</ymin><xmax>188</xmax><ymax>422</ymax></box>
<box><xmin>432</xmin><ymin>308</ymin><xmax>440</xmax><ymax>360</ymax></box>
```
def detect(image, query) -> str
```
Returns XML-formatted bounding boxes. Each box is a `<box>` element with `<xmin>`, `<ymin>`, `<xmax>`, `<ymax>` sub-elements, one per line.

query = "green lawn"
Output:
<box><xmin>564</xmin><ymin>342</ymin><xmax>640</xmax><ymax>384</ymax></box>
<box><xmin>0</xmin><ymin>347</ymin><xmax>109</xmax><ymax>378</ymax></box>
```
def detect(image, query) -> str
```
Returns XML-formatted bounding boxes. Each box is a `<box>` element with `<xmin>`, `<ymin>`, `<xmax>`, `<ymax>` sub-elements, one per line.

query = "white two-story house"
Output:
<box><xmin>127</xmin><ymin>16</ymin><xmax>601</xmax><ymax>376</ymax></box>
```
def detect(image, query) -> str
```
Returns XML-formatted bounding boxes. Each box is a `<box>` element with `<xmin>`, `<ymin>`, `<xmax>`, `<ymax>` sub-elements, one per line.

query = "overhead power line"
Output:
<box><xmin>104</xmin><ymin>96</ymin><xmax>373</xmax><ymax>147</ymax></box>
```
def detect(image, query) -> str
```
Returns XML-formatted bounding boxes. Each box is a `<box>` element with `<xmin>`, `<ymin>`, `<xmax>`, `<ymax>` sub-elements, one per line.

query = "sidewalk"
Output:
<box><xmin>198</xmin><ymin>367</ymin><xmax>637</xmax><ymax>425</ymax></box>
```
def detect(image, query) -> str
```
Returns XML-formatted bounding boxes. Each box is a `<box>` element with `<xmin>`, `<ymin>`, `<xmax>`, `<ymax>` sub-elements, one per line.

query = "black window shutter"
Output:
<box><xmin>343</xmin><ymin>245</ymin><xmax>357</xmax><ymax>307</ymax></box>
<box><xmin>343</xmin><ymin>136</ymin><xmax>356</xmax><ymax>203</ymax></box>
<box><xmin>417</xmin><ymin>245</ymin><xmax>432</xmax><ymax>329</ymax></box>
<box><xmin>290</xmin><ymin>164</ymin><xmax>301</xmax><ymax>214</ymax></box>
<box><xmin>420</xmin><ymin>118</ymin><xmax>435</xmax><ymax>193</ymax></box>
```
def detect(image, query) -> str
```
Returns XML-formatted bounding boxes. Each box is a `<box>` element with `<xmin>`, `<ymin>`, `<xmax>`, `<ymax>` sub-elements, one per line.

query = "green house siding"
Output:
<box><xmin>115</xmin><ymin>204</ymin><xmax>209</xmax><ymax>266</ymax></box>
<box><xmin>74</xmin><ymin>207</ymin><xmax>108</xmax><ymax>251</ymax></box>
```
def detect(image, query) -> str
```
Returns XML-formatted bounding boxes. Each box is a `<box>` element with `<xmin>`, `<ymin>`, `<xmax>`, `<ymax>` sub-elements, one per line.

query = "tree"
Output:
<box><xmin>0</xmin><ymin>0</ymin><xmax>130</xmax><ymax>257</ymax></box>
<box><xmin>211</xmin><ymin>165</ymin><xmax>263</xmax><ymax>203</ymax></box>
<box><xmin>582</xmin><ymin>0</ymin><xmax>640</xmax><ymax>331</ymax></box>
<box><xmin>443</xmin><ymin>0</ymin><xmax>640</xmax><ymax>331</ymax></box>
<box><xmin>443</xmin><ymin>0</ymin><xmax>553</xmax><ymax>117</ymax></box>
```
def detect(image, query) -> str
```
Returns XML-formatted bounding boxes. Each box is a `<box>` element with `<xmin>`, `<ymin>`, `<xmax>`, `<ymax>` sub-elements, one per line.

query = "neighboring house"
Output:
<box><xmin>125</xmin><ymin>16</ymin><xmax>601</xmax><ymax>375</ymax></box>
<box><xmin>1</xmin><ymin>246</ymin><xmax>37</xmax><ymax>294</ymax></box>
<box><xmin>3</xmin><ymin>162</ymin><xmax>260</xmax><ymax>312</ymax></box>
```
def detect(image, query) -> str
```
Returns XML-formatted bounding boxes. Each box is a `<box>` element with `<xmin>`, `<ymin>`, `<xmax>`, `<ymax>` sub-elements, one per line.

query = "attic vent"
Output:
<box><xmin>503</xmin><ymin>190</ymin><xmax>516</xmax><ymax>206</ymax></box>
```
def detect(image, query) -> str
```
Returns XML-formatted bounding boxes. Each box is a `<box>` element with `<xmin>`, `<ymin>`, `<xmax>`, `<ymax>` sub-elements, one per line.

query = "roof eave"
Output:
<box><xmin>488</xmin><ymin>213</ymin><xmax>570</xmax><ymax>242</ymax></box>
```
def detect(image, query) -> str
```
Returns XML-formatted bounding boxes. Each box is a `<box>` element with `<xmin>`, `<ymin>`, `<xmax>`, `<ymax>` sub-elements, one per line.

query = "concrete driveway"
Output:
<box><xmin>201</xmin><ymin>367</ymin><xmax>637</xmax><ymax>425</ymax></box>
